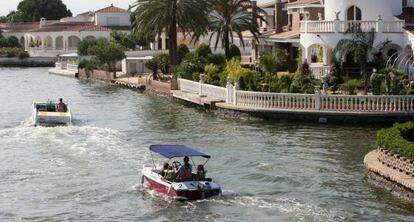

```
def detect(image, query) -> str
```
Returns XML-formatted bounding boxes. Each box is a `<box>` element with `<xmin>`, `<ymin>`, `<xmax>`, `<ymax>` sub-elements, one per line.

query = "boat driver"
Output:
<box><xmin>176</xmin><ymin>156</ymin><xmax>193</xmax><ymax>180</ymax></box>
<box><xmin>56</xmin><ymin>98</ymin><xmax>68</xmax><ymax>112</ymax></box>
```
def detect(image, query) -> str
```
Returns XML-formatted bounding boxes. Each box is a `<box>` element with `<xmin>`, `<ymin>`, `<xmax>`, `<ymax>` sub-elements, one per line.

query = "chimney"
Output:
<box><xmin>274</xmin><ymin>0</ymin><xmax>282</xmax><ymax>33</ymax></box>
<box><xmin>39</xmin><ymin>18</ymin><xmax>46</xmax><ymax>28</ymax></box>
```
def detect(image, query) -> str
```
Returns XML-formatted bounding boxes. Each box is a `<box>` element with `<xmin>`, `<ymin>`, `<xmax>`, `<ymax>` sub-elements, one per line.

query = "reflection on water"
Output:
<box><xmin>0</xmin><ymin>68</ymin><xmax>413</xmax><ymax>221</ymax></box>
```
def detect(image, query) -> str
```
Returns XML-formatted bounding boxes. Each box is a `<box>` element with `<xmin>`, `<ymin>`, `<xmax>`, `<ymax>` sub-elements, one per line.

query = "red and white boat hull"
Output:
<box><xmin>142</xmin><ymin>166</ymin><xmax>221</xmax><ymax>200</ymax></box>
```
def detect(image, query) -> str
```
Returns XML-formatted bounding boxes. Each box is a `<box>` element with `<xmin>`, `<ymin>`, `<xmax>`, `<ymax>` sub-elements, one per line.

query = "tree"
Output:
<box><xmin>110</xmin><ymin>31</ymin><xmax>152</xmax><ymax>50</ymax></box>
<box><xmin>207</xmin><ymin>0</ymin><xmax>265</xmax><ymax>59</ymax></box>
<box><xmin>88</xmin><ymin>42</ymin><xmax>126</xmax><ymax>71</ymax></box>
<box><xmin>131</xmin><ymin>0</ymin><xmax>211</xmax><ymax>89</ymax></box>
<box><xmin>77</xmin><ymin>38</ymin><xmax>108</xmax><ymax>56</ymax></box>
<box><xmin>0</xmin><ymin>16</ymin><xmax>6</xmax><ymax>23</ymax></box>
<box><xmin>334</xmin><ymin>30</ymin><xmax>376</xmax><ymax>94</ymax></box>
<box><xmin>6</xmin><ymin>0</ymin><xmax>72</xmax><ymax>22</ymax></box>
<box><xmin>259</xmin><ymin>49</ymin><xmax>287</xmax><ymax>91</ymax></box>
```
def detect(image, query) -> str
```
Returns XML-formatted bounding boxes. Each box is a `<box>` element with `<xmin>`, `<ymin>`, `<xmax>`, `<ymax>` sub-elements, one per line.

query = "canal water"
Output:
<box><xmin>0</xmin><ymin>68</ymin><xmax>413</xmax><ymax>221</ymax></box>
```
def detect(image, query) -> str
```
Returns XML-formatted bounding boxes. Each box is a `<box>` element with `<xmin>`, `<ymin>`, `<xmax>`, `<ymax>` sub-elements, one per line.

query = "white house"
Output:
<box><xmin>299</xmin><ymin>0</ymin><xmax>414</xmax><ymax>78</ymax></box>
<box><xmin>0</xmin><ymin>4</ymin><xmax>131</xmax><ymax>57</ymax></box>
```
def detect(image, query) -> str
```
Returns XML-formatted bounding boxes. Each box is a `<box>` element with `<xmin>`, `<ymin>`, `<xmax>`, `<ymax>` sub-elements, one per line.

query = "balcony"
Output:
<box><xmin>300</xmin><ymin>20</ymin><xmax>405</xmax><ymax>34</ymax></box>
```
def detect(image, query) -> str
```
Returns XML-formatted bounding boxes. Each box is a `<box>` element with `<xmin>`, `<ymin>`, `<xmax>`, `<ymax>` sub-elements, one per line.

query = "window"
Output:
<box><xmin>106</xmin><ymin>17</ymin><xmax>120</xmax><ymax>26</ymax></box>
<box><xmin>347</xmin><ymin>6</ymin><xmax>362</xmax><ymax>21</ymax></box>
<box><xmin>403</xmin><ymin>0</ymin><xmax>408</xmax><ymax>7</ymax></box>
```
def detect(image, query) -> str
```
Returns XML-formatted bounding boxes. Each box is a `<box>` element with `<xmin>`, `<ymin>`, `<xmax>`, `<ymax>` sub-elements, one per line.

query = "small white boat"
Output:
<box><xmin>33</xmin><ymin>102</ymin><xmax>72</xmax><ymax>126</ymax></box>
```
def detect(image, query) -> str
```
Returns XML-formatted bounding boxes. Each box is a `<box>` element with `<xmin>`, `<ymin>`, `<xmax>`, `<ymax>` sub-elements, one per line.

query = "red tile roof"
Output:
<box><xmin>95</xmin><ymin>5</ymin><xmax>129</xmax><ymax>13</ymax></box>
<box><xmin>0</xmin><ymin>21</ymin><xmax>130</xmax><ymax>33</ymax></box>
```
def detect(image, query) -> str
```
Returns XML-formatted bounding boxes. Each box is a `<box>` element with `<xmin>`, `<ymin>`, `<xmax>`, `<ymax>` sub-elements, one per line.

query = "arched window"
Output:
<box><xmin>347</xmin><ymin>6</ymin><xmax>362</xmax><ymax>21</ymax></box>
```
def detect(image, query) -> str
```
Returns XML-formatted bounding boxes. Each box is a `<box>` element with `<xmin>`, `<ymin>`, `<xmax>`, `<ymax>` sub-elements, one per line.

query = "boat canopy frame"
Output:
<box><xmin>149</xmin><ymin>145</ymin><xmax>211</xmax><ymax>169</ymax></box>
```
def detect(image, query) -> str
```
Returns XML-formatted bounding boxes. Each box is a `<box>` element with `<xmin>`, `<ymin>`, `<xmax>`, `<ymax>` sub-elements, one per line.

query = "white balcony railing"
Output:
<box><xmin>300</xmin><ymin>20</ymin><xmax>405</xmax><ymax>34</ymax></box>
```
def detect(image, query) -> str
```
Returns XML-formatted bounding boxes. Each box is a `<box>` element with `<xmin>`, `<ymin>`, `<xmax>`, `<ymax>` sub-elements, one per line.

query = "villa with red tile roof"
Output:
<box><xmin>0</xmin><ymin>4</ymin><xmax>131</xmax><ymax>57</ymax></box>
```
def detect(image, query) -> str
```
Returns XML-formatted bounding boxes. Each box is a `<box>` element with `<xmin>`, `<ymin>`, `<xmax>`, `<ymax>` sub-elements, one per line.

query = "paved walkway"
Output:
<box><xmin>364</xmin><ymin>150</ymin><xmax>414</xmax><ymax>191</ymax></box>
<box><xmin>172</xmin><ymin>90</ymin><xmax>224</xmax><ymax>106</ymax></box>
<box><xmin>48</xmin><ymin>68</ymin><xmax>76</xmax><ymax>77</ymax></box>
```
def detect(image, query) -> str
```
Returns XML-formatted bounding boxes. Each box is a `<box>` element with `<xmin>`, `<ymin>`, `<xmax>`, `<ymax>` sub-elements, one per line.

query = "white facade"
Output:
<box><xmin>94</xmin><ymin>12</ymin><xmax>131</xmax><ymax>26</ymax></box>
<box><xmin>0</xmin><ymin>5</ymin><xmax>131</xmax><ymax>57</ymax></box>
<box><xmin>299</xmin><ymin>0</ymin><xmax>412</xmax><ymax>77</ymax></box>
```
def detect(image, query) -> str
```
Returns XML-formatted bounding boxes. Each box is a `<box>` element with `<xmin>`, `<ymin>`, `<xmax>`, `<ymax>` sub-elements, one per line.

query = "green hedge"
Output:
<box><xmin>377</xmin><ymin>122</ymin><xmax>414</xmax><ymax>160</ymax></box>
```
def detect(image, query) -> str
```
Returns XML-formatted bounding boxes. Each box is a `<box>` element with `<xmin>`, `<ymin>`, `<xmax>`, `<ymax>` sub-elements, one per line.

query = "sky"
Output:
<box><xmin>0</xmin><ymin>0</ymin><xmax>270</xmax><ymax>17</ymax></box>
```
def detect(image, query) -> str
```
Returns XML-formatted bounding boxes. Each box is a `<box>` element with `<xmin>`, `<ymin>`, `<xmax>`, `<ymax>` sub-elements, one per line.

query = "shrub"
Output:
<box><xmin>207</xmin><ymin>53</ymin><xmax>226</xmax><ymax>67</ymax></box>
<box><xmin>0</xmin><ymin>47</ymin><xmax>27</xmax><ymax>58</ymax></box>
<box><xmin>278</xmin><ymin>75</ymin><xmax>293</xmax><ymax>93</ymax></box>
<box><xmin>223</xmin><ymin>58</ymin><xmax>243</xmax><ymax>81</ymax></box>
<box><xmin>145</xmin><ymin>58</ymin><xmax>159</xmax><ymax>79</ymax></box>
<box><xmin>239</xmin><ymin>69</ymin><xmax>261</xmax><ymax>91</ymax></box>
<box><xmin>228</xmin><ymin>44</ymin><xmax>241</xmax><ymax>60</ymax></box>
<box><xmin>153</xmin><ymin>53</ymin><xmax>170</xmax><ymax>74</ymax></box>
<box><xmin>0</xmin><ymin>36</ymin><xmax>20</xmax><ymax>48</ymax></box>
<box><xmin>342</xmin><ymin>79</ymin><xmax>359</xmax><ymax>95</ymax></box>
<box><xmin>17</xmin><ymin>50</ymin><xmax>29</xmax><ymax>59</ymax></box>
<box><xmin>176</xmin><ymin>52</ymin><xmax>204</xmax><ymax>79</ymax></box>
<box><xmin>204</xmin><ymin>64</ymin><xmax>222</xmax><ymax>86</ymax></box>
<box><xmin>195</xmin><ymin>43</ymin><xmax>212</xmax><ymax>58</ymax></box>
<box><xmin>328</xmin><ymin>75</ymin><xmax>344</xmax><ymax>94</ymax></box>
<box><xmin>377</xmin><ymin>122</ymin><xmax>414</xmax><ymax>160</ymax></box>
<box><xmin>370</xmin><ymin>72</ymin><xmax>383</xmax><ymax>95</ymax></box>
<box><xmin>285</xmin><ymin>60</ymin><xmax>298</xmax><ymax>73</ymax></box>
<box><xmin>177</xmin><ymin>43</ymin><xmax>190</xmax><ymax>64</ymax></box>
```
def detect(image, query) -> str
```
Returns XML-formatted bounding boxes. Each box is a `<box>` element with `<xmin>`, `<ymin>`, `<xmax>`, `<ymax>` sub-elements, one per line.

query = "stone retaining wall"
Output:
<box><xmin>78</xmin><ymin>69</ymin><xmax>116</xmax><ymax>81</ymax></box>
<box><xmin>365</xmin><ymin>170</ymin><xmax>414</xmax><ymax>202</ymax></box>
<box><xmin>364</xmin><ymin>150</ymin><xmax>414</xmax><ymax>202</ymax></box>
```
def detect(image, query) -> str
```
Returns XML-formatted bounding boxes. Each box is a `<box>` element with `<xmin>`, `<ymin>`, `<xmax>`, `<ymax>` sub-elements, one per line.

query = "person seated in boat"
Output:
<box><xmin>160</xmin><ymin>162</ymin><xmax>169</xmax><ymax>177</ymax></box>
<box><xmin>56</xmin><ymin>98</ymin><xmax>68</xmax><ymax>112</ymax></box>
<box><xmin>164</xmin><ymin>166</ymin><xmax>175</xmax><ymax>182</ymax></box>
<box><xmin>176</xmin><ymin>156</ymin><xmax>193</xmax><ymax>181</ymax></box>
<box><xmin>196</xmin><ymin>164</ymin><xmax>207</xmax><ymax>181</ymax></box>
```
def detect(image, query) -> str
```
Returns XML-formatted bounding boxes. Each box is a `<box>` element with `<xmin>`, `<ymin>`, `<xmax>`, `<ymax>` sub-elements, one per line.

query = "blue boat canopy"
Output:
<box><xmin>149</xmin><ymin>145</ymin><xmax>211</xmax><ymax>159</ymax></box>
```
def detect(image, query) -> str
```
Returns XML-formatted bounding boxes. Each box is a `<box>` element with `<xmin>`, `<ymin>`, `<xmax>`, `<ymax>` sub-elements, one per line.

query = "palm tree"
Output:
<box><xmin>259</xmin><ymin>49</ymin><xmax>287</xmax><ymax>91</ymax></box>
<box><xmin>207</xmin><ymin>0</ymin><xmax>266</xmax><ymax>60</ymax></box>
<box><xmin>131</xmin><ymin>0</ymin><xmax>211</xmax><ymax>88</ymax></box>
<box><xmin>334</xmin><ymin>30</ymin><xmax>376</xmax><ymax>94</ymax></box>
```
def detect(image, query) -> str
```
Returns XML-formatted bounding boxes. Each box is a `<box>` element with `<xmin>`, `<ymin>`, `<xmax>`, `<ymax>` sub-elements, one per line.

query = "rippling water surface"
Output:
<box><xmin>0</xmin><ymin>68</ymin><xmax>413</xmax><ymax>221</ymax></box>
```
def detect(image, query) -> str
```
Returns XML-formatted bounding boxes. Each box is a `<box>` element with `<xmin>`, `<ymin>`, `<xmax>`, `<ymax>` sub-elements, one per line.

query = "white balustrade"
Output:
<box><xmin>236</xmin><ymin>91</ymin><xmax>316</xmax><ymax>110</ymax></box>
<box><xmin>178</xmin><ymin>78</ymin><xmax>414</xmax><ymax>113</ymax></box>
<box><xmin>305</xmin><ymin>21</ymin><xmax>335</xmax><ymax>33</ymax></box>
<box><xmin>339</xmin><ymin>21</ymin><xmax>378</xmax><ymax>33</ymax></box>
<box><xmin>383</xmin><ymin>21</ymin><xmax>405</xmax><ymax>33</ymax></box>
<box><xmin>300</xmin><ymin>20</ymin><xmax>404</xmax><ymax>34</ymax></box>
<box><xmin>320</xmin><ymin>95</ymin><xmax>414</xmax><ymax>112</ymax></box>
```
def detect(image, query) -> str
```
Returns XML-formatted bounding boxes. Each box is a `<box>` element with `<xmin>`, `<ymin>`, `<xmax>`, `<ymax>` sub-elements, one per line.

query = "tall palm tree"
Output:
<box><xmin>207</xmin><ymin>0</ymin><xmax>266</xmax><ymax>59</ymax></box>
<box><xmin>334</xmin><ymin>30</ymin><xmax>376</xmax><ymax>94</ymax></box>
<box><xmin>131</xmin><ymin>0</ymin><xmax>211</xmax><ymax>88</ymax></box>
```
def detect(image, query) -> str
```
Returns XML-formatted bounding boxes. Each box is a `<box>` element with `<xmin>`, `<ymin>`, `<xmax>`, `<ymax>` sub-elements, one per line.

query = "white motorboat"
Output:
<box><xmin>141</xmin><ymin>145</ymin><xmax>222</xmax><ymax>200</ymax></box>
<box><xmin>33</xmin><ymin>101</ymin><xmax>72</xmax><ymax>126</ymax></box>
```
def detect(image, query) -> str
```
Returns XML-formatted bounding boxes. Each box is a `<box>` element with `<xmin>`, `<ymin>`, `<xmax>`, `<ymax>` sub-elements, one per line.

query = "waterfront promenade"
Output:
<box><xmin>174</xmin><ymin>78</ymin><xmax>414</xmax><ymax>123</ymax></box>
<box><xmin>109</xmin><ymin>76</ymin><xmax>414</xmax><ymax>123</ymax></box>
